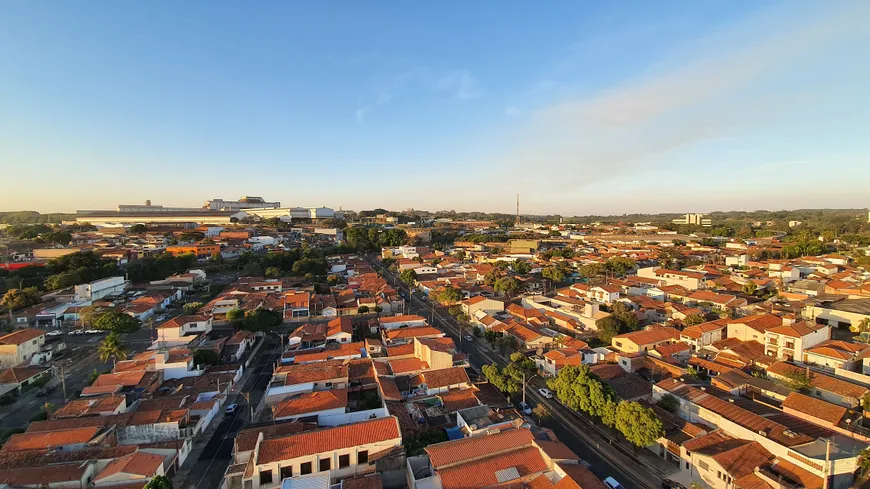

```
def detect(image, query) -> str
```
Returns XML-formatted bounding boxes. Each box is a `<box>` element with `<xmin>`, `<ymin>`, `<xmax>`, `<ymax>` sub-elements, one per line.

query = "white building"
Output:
<box><xmin>74</xmin><ymin>276</ymin><xmax>129</xmax><ymax>302</ymax></box>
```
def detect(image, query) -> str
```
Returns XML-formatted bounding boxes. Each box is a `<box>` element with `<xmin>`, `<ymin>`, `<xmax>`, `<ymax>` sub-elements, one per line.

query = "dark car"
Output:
<box><xmin>662</xmin><ymin>479</ymin><xmax>686</xmax><ymax>489</ymax></box>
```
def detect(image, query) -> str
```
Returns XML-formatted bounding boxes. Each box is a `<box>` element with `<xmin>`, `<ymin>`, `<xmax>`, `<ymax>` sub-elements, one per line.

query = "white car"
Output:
<box><xmin>68</xmin><ymin>329</ymin><xmax>84</xmax><ymax>336</ymax></box>
<box><xmin>85</xmin><ymin>329</ymin><xmax>103</xmax><ymax>334</ymax></box>
<box><xmin>46</xmin><ymin>330</ymin><xmax>64</xmax><ymax>337</ymax></box>
<box><xmin>538</xmin><ymin>388</ymin><xmax>554</xmax><ymax>399</ymax></box>
<box><xmin>225</xmin><ymin>403</ymin><xmax>239</xmax><ymax>414</ymax></box>
<box><xmin>604</xmin><ymin>477</ymin><xmax>624</xmax><ymax>489</ymax></box>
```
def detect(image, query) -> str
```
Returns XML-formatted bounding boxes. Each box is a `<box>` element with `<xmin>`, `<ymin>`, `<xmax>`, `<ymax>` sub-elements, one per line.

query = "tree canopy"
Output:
<box><xmin>512</xmin><ymin>260</ymin><xmax>532</xmax><ymax>274</ymax></box>
<box><xmin>493</xmin><ymin>276</ymin><xmax>521</xmax><ymax>297</ymax></box>
<box><xmin>1</xmin><ymin>287</ymin><xmax>41</xmax><ymax>312</ymax></box>
<box><xmin>93</xmin><ymin>312</ymin><xmax>141</xmax><ymax>334</ymax></box>
<box><xmin>239</xmin><ymin>308</ymin><xmax>282</xmax><ymax>332</ymax></box>
<box><xmin>399</xmin><ymin>269</ymin><xmax>418</xmax><ymax>285</ymax></box>
<box><xmin>615</xmin><ymin>401</ymin><xmax>665</xmax><ymax>447</ymax></box>
<box><xmin>595</xmin><ymin>316</ymin><xmax>622</xmax><ymax>344</ymax></box>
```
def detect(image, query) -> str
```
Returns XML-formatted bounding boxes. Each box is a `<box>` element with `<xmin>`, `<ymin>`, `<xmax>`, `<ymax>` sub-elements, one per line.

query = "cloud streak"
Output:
<box><xmin>492</xmin><ymin>2</ymin><xmax>870</xmax><ymax>194</ymax></box>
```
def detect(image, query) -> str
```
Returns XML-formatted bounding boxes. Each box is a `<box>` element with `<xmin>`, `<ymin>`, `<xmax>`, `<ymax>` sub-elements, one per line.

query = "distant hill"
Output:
<box><xmin>0</xmin><ymin>211</ymin><xmax>77</xmax><ymax>224</ymax></box>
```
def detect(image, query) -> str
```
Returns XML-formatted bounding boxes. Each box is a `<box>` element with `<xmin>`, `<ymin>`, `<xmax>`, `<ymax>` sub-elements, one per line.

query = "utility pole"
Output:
<box><xmin>516</xmin><ymin>195</ymin><xmax>520</xmax><ymax>226</ymax></box>
<box><xmin>59</xmin><ymin>363</ymin><xmax>68</xmax><ymax>401</ymax></box>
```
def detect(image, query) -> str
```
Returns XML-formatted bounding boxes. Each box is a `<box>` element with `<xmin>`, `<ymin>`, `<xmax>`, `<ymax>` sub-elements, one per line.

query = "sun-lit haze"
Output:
<box><xmin>1</xmin><ymin>1</ymin><xmax>869</xmax><ymax>215</ymax></box>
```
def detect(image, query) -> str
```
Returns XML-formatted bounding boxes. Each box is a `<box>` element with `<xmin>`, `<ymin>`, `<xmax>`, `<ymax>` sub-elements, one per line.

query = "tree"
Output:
<box><xmin>144</xmin><ymin>475</ymin><xmax>174</xmax><ymax>489</ymax></box>
<box><xmin>851</xmin><ymin>318</ymin><xmax>870</xmax><ymax>334</ymax></box>
<box><xmin>513</xmin><ymin>260</ymin><xmax>532</xmax><ymax>274</ymax></box>
<box><xmin>130</xmin><ymin>224</ymin><xmax>147</xmax><ymax>234</ymax></box>
<box><xmin>399</xmin><ymin>269</ymin><xmax>418</xmax><ymax>285</ymax></box>
<box><xmin>482</xmin><ymin>363</ymin><xmax>521</xmax><ymax>396</ymax></box>
<box><xmin>454</xmin><ymin>250</ymin><xmax>466</xmax><ymax>261</ymax></box>
<box><xmin>605</xmin><ymin>257</ymin><xmax>636</xmax><ymax>277</ymax></box>
<box><xmin>264</xmin><ymin>266</ymin><xmax>281</xmax><ymax>279</ymax></box>
<box><xmin>611</xmin><ymin>302</ymin><xmax>639</xmax><ymax>331</ymax></box>
<box><xmin>578</xmin><ymin>263</ymin><xmax>605</xmax><ymax>278</ymax></box>
<box><xmin>193</xmin><ymin>349</ymin><xmax>220</xmax><ymax>366</ymax></box>
<box><xmin>241</xmin><ymin>262</ymin><xmax>263</xmax><ymax>277</ymax></box>
<box><xmin>493</xmin><ymin>277</ymin><xmax>521</xmax><ymax>297</ymax></box>
<box><xmin>545</xmin><ymin>365</ymin><xmax>616</xmax><ymax>422</ymax></box>
<box><xmin>783</xmin><ymin>369</ymin><xmax>812</xmax><ymax>393</ymax></box>
<box><xmin>484</xmin><ymin>329</ymin><xmax>498</xmax><ymax>345</ymax></box>
<box><xmin>357</xmin><ymin>306</ymin><xmax>370</xmax><ymax>314</ymax></box>
<box><xmin>532</xmin><ymin>404</ymin><xmax>551</xmax><ymax>422</ymax></box>
<box><xmin>1</xmin><ymin>287</ymin><xmax>41</xmax><ymax>311</ymax></box>
<box><xmin>858</xmin><ymin>449</ymin><xmax>870</xmax><ymax>477</ymax></box>
<box><xmin>226</xmin><ymin>308</ymin><xmax>244</xmax><ymax>321</ymax></box>
<box><xmin>656</xmin><ymin>394</ymin><xmax>680</xmax><ymax>413</ymax></box>
<box><xmin>616</xmin><ymin>401</ymin><xmax>664</xmax><ymax>447</ymax></box>
<box><xmin>542</xmin><ymin>266</ymin><xmax>566</xmax><ymax>284</ymax></box>
<box><xmin>240</xmin><ymin>308</ymin><xmax>282</xmax><ymax>332</ymax></box>
<box><xmin>434</xmin><ymin>286</ymin><xmax>461</xmax><ymax>305</ymax></box>
<box><xmin>595</xmin><ymin>316</ymin><xmax>622</xmax><ymax>344</ymax></box>
<box><xmin>87</xmin><ymin>368</ymin><xmax>101</xmax><ymax>385</ymax></box>
<box><xmin>483</xmin><ymin>269</ymin><xmax>502</xmax><ymax>286</ymax></box>
<box><xmin>742</xmin><ymin>280</ymin><xmax>758</xmax><ymax>295</ymax></box>
<box><xmin>327</xmin><ymin>274</ymin><xmax>340</xmax><ymax>286</ymax></box>
<box><xmin>98</xmin><ymin>333</ymin><xmax>128</xmax><ymax>366</ymax></box>
<box><xmin>183</xmin><ymin>302</ymin><xmax>204</xmax><ymax>314</ymax></box>
<box><xmin>93</xmin><ymin>312</ymin><xmax>141</xmax><ymax>334</ymax></box>
<box><xmin>684</xmin><ymin>314</ymin><xmax>707</xmax><ymax>326</ymax></box>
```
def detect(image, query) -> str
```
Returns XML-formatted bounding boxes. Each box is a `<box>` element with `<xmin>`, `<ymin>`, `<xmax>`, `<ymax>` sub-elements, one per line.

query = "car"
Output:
<box><xmin>604</xmin><ymin>477</ymin><xmax>624</xmax><ymax>489</ymax></box>
<box><xmin>46</xmin><ymin>330</ymin><xmax>63</xmax><ymax>337</ymax></box>
<box><xmin>36</xmin><ymin>388</ymin><xmax>49</xmax><ymax>397</ymax></box>
<box><xmin>68</xmin><ymin>329</ymin><xmax>84</xmax><ymax>336</ymax></box>
<box><xmin>85</xmin><ymin>329</ymin><xmax>103</xmax><ymax>334</ymax></box>
<box><xmin>225</xmin><ymin>403</ymin><xmax>239</xmax><ymax>414</ymax></box>
<box><xmin>463</xmin><ymin>335</ymin><xmax>474</xmax><ymax>342</ymax></box>
<box><xmin>156</xmin><ymin>315</ymin><xmax>167</xmax><ymax>322</ymax></box>
<box><xmin>538</xmin><ymin>388</ymin><xmax>554</xmax><ymax>399</ymax></box>
<box><xmin>517</xmin><ymin>401</ymin><xmax>532</xmax><ymax>415</ymax></box>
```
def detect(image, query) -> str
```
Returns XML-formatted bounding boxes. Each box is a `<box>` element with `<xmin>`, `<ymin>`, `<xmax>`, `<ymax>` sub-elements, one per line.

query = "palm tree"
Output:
<box><xmin>98</xmin><ymin>333</ymin><xmax>128</xmax><ymax>367</ymax></box>
<box><xmin>850</xmin><ymin>318</ymin><xmax>870</xmax><ymax>334</ymax></box>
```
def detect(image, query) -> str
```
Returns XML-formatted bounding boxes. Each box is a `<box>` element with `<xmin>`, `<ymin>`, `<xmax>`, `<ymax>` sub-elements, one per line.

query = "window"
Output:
<box><xmin>615</xmin><ymin>341</ymin><xmax>623</xmax><ymax>348</ymax></box>
<box><xmin>698</xmin><ymin>460</ymin><xmax>709</xmax><ymax>471</ymax></box>
<box><xmin>339</xmin><ymin>454</ymin><xmax>350</xmax><ymax>468</ymax></box>
<box><xmin>358</xmin><ymin>450</ymin><xmax>368</xmax><ymax>464</ymax></box>
<box><xmin>260</xmin><ymin>470</ymin><xmax>273</xmax><ymax>485</ymax></box>
<box><xmin>325</xmin><ymin>382</ymin><xmax>333</xmax><ymax>387</ymax></box>
<box><xmin>301</xmin><ymin>462</ymin><xmax>312</xmax><ymax>475</ymax></box>
<box><xmin>280</xmin><ymin>466</ymin><xmax>292</xmax><ymax>480</ymax></box>
<box><xmin>685</xmin><ymin>462</ymin><xmax>690</xmax><ymax>470</ymax></box>
<box><xmin>319</xmin><ymin>458</ymin><xmax>331</xmax><ymax>472</ymax></box>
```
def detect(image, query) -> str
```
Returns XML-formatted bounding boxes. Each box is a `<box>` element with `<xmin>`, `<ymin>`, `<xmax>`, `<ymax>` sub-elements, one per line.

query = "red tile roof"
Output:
<box><xmin>94</xmin><ymin>452</ymin><xmax>165</xmax><ymax>481</ymax></box>
<box><xmin>0</xmin><ymin>328</ymin><xmax>44</xmax><ymax>346</ymax></box>
<box><xmin>426</xmin><ymin>428</ymin><xmax>534</xmax><ymax>468</ymax></box>
<box><xmin>423</xmin><ymin>367</ymin><xmax>470</xmax><ymax>389</ymax></box>
<box><xmin>781</xmin><ymin>392</ymin><xmax>847</xmax><ymax>425</ymax></box>
<box><xmin>3</xmin><ymin>426</ymin><xmax>101</xmax><ymax>451</ymax></box>
<box><xmin>256</xmin><ymin>416</ymin><xmax>400</xmax><ymax>464</ymax></box>
<box><xmin>437</xmin><ymin>446</ymin><xmax>548</xmax><ymax>489</ymax></box>
<box><xmin>273</xmin><ymin>389</ymin><xmax>348</xmax><ymax>418</ymax></box>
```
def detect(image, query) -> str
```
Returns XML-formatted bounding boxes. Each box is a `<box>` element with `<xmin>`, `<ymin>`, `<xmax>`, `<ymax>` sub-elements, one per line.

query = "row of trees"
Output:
<box><xmin>547</xmin><ymin>364</ymin><xmax>664</xmax><ymax>447</ymax></box>
<box><xmin>344</xmin><ymin>227</ymin><xmax>408</xmax><ymax>252</ymax></box>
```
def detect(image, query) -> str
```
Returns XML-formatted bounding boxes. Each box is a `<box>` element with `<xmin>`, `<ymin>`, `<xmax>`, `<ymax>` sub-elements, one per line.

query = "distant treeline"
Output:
<box><xmin>0</xmin><ymin>211</ymin><xmax>76</xmax><ymax>224</ymax></box>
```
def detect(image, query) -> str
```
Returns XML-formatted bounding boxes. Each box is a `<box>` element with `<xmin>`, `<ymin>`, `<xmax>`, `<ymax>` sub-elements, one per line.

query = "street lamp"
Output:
<box><xmin>234</xmin><ymin>390</ymin><xmax>255</xmax><ymax>420</ymax></box>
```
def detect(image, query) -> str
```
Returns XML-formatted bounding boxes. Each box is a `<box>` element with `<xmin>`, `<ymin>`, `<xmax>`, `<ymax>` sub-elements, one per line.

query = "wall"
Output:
<box><xmin>119</xmin><ymin>422</ymin><xmax>181</xmax><ymax>444</ymax></box>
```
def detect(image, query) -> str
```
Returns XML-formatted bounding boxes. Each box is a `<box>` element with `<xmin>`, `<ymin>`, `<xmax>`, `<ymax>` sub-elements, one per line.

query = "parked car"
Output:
<box><xmin>85</xmin><ymin>329</ymin><xmax>103</xmax><ymax>334</ymax></box>
<box><xmin>46</xmin><ymin>330</ymin><xmax>63</xmax><ymax>337</ymax></box>
<box><xmin>604</xmin><ymin>477</ymin><xmax>624</xmax><ymax>489</ymax></box>
<box><xmin>463</xmin><ymin>335</ymin><xmax>474</xmax><ymax>342</ymax></box>
<box><xmin>517</xmin><ymin>401</ymin><xmax>532</xmax><ymax>415</ymax></box>
<box><xmin>156</xmin><ymin>315</ymin><xmax>167</xmax><ymax>322</ymax></box>
<box><xmin>225</xmin><ymin>403</ymin><xmax>239</xmax><ymax>414</ymax></box>
<box><xmin>68</xmin><ymin>329</ymin><xmax>84</xmax><ymax>336</ymax></box>
<box><xmin>662</xmin><ymin>480</ymin><xmax>686</xmax><ymax>489</ymax></box>
<box><xmin>538</xmin><ymin>388</ymin><xmax>554</xmax><ymax>399</ymax></box>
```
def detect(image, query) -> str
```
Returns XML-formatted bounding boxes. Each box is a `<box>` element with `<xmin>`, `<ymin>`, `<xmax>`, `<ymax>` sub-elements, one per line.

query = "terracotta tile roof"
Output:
<box><xmin>525</xmin><ymin>473</ymin><xmax>556</xmax><ymax>489</ymax></box>
<box><xmin>426</xmin><ymin>428</ymin><xmax>534</xmax><ymax>468</ymax></box>
<box><xmin>0</xmin><ymin>463</ymin><xmax>88</xmax><ymax>486</ymax></box>
<box><xmin>533</xmin><ymin>440</ymin><xmax>577</xmax><ymax>460</ymax></box>
<box><xmin>292</xmin><ymin>342</ymin><xmax>366</xmax><ymax>363</ymax></box>
<box><xmin>377</xmin><ymin>377</ymin><xmax>403</xmax><ymax>401</ymax></box>
<box><xmin>385</xmin><ymin>343</ymin><xmax>415</xmax><ymax>357</ymax></box>
<box><xmin>805</xmin><ymin>340</ymin><xmax>868</xmax><ymax>360</ymax></box>
<box><xmin>0</xmin><ymin>328</ymin><xmax>44</xmax><ymax>346</ymax></box>
<box><xmin>589</xmin><ymin>364</ymin><xmax>624</xmax><ymax>381</ymax></box>
<box><xmin>613</xmin><ymin>327</ymin><xmax>678</xmax><ymax>346</ymax></box>
<box><xmin>277</xmin><ymin>359</ymin><xmax>348</xmax><ymax>385</ymax></box>
<box><xmin>342</xmin><ymin>474</ymin><xmax>383</xmax><ymax>489</ymax></box>
<box><xmin>0</xmin><ymin>366</ymin><xmax>48</xmax><ymax>384</ymax></box>
<box><xmin>256</xmin><ymin>416</ymin><xmax>401</xmax><ymax>464</ymax></box>
<box><xmin>733</xmin><ymin>473</ymin><xmax>772</xmax><ymax>489</ymax></box>
<box><xmin>94</xmin><ymin>452</ymin><xmax>165</xmax><ymax>481</ymax></box>
<box><xmin>767</xmin><ymin>459</ymin><xmax>824</xmax><ymax>489</ymax></box>
<box><xmin>689</xmin><ymin>357</ymin><xmax>735</xmax><ymax>374</ymax></box>
<box><xmin>781</xmin><ymin>392</ymin><xmax>847</xmax><ymax>425</ymax></box>
<box><xmin>0</xmin><ymin>445</ymin><xmax>135</xmax><ymax>469</ymax></box>
<box><xmin>437</xmin><ymin>446</ymin><xmax>548</xmax><ymax>489</ymax></box>
<box><xmin>388</xmin><ymin>357</ymin><xmax>428</xmax><ymax>375</ymax></box>
<box><xmin>274</xmin><ymin>389</ymin><xmax>348</xmax><ymax>418</ymax></box>
<box><xmin>3</xmin><ymin>426</ymin><xmax>101</xmax><ymax>451</ymax></box>
<box><xmin>680</xmin><ymin>320</ymin><xmax>728</xmax><ymax>339</ymax></box>
<box><xmin>554</xmin><ymin>463</ymin><xmax>608</xmax><ymax>489</ymax></box>
<box><xmin>384</xmin><ymin>326</ymin><xmax>445</xmax><ymax>341</ymax></box>
<box><xmin>235</xmin><ymin>421</ymin><xmax>318</xmax><ymax>453</ymax></box>
<box><xmin>158</xmin><ymin>314</ymin><xmax>210</xmax><ymax>329</ymax></box>
<box><xmin>766</xmin><ymin>321</ymin><xmax>823</xmax><ymax>338</ymax></box>
<box><xmin>327</xmin><ymin>316</ymin><xmax>353</xmax><ymax>337</ymax></box>
<box><xmin>768</xmin><ymin>361</ymin><xmax>868</xmax><ymax>400</ymax></box>
<box><xmin>52</xmin><ymin>394</ymin><xmax>126</xmax><ymax>418</ymax></box>
<box><xmin>423</xmin><ymin>367</ymin><xmax>470</xmax><ymax>389</ymax></box>
<box><xmin>378</xmin><ymin>314</ymin><xmax>426</xmax><ymax>324</ymax></box>
<box><xmin>463</xmin><ymin>296</ymin><xmax>487</xmax><ymax>305</ymax></box>
<box><xmin>439</xmin><ymin>388</ymin><xmax>480</xmax><ymax>412</ymax></box>
<box><xmin>726</xmin><ymin>314</ymin><xmax>782</xmax><ymax>333</ymax></box>
<box><xmin>655</xmin><ymin>342</ymin><xmax>690</xmax><ymax>357</ymax></box>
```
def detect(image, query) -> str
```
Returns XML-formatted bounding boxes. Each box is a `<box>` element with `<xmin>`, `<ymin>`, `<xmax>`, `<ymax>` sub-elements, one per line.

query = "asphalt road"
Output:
<box><xmin>371</xmin><ymin>257</ymin><xmax>663</xmax><ymax>489</ymax></box>
<box><xmin>182</xmin><ymin>335</ymin><xmax>282</xmax><ymax>489</ymax></box>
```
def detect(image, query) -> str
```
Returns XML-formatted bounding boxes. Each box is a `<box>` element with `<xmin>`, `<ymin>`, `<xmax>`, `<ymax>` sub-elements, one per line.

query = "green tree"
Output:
<box><xmin>578</xmin><ymin>263</ymin><xmax>606</xmax><ymax>278</ymax></box>
<box><xmin>605</xmin><ymin>257</ymin><xmax>636</xmax><ymax>277</ymax></box>
<box><xmin>434</xmin><ymin>286</ymin><xmax>462</xmax><ymax>304</ymax></box>
<box><xmin>742</xmin><ymin>280</ymin><xmax>758</xmax><ymax>295</ymax></box>
<box><xmin>129</xmin><ymin>224</ymin><xmax>147</xmax><ymax>234</ymax></box>
<box><xmin>87</xmin><ymin>368</ymin><xmax>101</xmax><ymax>385</ymax></box>
<box><xmin>327</xmin><ymin>274</ymin><xmax>340</xmax><ymax>285</ymax></box>
<box><xmin>783</xmin><ymin>369</ymin><xmax>812</xmax><ymax>393</ymax></box>
<box><xmin>1</xmin><ymin>287</ymin><xmax>41</xmax><ymax>311</ymax></box>
<box><xmin>616</xmin><ymin>401</ymin><xmax>664</xmax><ymax>447</ymax></box>
<box><xmin>240</xmin><ymin>308</ymin><xmax>282</xmax><ymax>332</ymax></box>
<box><xmin>454</xmin><ymin>250</ymin><xmax>466</xmax><ymax>261</ymax></box>
<box><xmin>357</xmin><ymin>305</ymin><xmax>370</xmax><ymax>314</ymax></box>
<box><xmin>264</xmin><ymin>266</ymin><xmax>281</xmax><ymax>278</ymax></box>
<box><xmin>656</xmin><ymin>394</ymin><xmax>680</xmax><ymax>413</ymax></box>
<box><xmin>482</xmin><ymin>363</ymin><xmax>521</xmax><ymax>396</ymax></box>
<box><xmin>225</xmin><ymin>308</ymin><xmax>244</xmax><ymax>321</ymax></box>
<box><xmin>493</xmin><ymin>276</ymin><xmax>521</xmax><ymax>297</ymax></box>
<box><xmin>98</xmin><ymin>333</ymin><xmax>128</xmax><ymax>366</ymax></box>
<box><xmin>193</xmin><ymin>349</ymin><xmax>220</xmax><ymax>366</ymax></box>
<box><xmin>858</xmin><ymin>449</ymin><xmax>870</xmax><ymax>477</ymax></box>
<box><xmin>484</xmin><ymin>329</ymin><xmax>498</xmax><ymax>345</ymax></box>
<box><xmin>483</xmin><ymin>269</ymin><xmax>502</xmax><ymax>286</ymax></box>
<box><xmin>532</xmin><ymin>403</ymin><xmax>551</xmax><ymax>422</ymax></box>
<box><xmin>183</xmin><ymin>302</ymin><xmax>204</xmax><ymax>314</ymax></box>
<box><xmin>611</xmin><ymin>302</ymin><xmax>639</xmax><ymax>331</ymax></box>
<box><xmin>546</xmin><ymin>365</ymin><xmax>616</xmax><ymax>422</ymax></box>
<box><xmin>399</xmin><ymin>269</ymin><xmax>418</xmax><ymax>285</ymax></box>
<box><xmin>595</xmin><ymin>316</ymin><xmax>622</xmax><ymax>344</ymax></box>
<box><xmin>542</xmin><ymin>266</ymin><xmax>566</xmax><ymax>283</ymax></box>
<box><xmin>143</xmin><ymin>475</ymin><xmax>174</xmax><ymax>489</ymax></box>
<box><xmin>683</xmin><ymin>314</ymin><xmax>706</xmax><ymax>326</ymax></box>
<box><xmin>93</xmin><ymin>312</ymin><xmax>141</xmax><ymax>334</ymax></box>
<box><xmin>513</xmin><ymin>260</ymin><xmax>532</xmax><ymax>274</ymax></box>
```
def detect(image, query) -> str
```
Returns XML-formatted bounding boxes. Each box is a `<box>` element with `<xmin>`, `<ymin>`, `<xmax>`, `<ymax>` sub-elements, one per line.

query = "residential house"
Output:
<box><xmin>766</xmin><ymin>361</ymin><xmax>868</xmax><ymax>408</ymax></box>
<box><xmin>764</xmin><ymin>321</ymin><xmax>830</xmax><ymax>361</ymax></box>
<box><xmin>377</xmin><ymin>315</ymin><xmax>428</xmax><ymax>330</ymax></box>
<box><xmin>680</xmin><ymin>320</ymin><xmax>727</xmax><ymax>352</ymax></box>
<box><xmin>459</xmin><ymin>296</ymin><xmax>505</xmax><ymax>317</ymax></box>
<box><xmin>804</xmin><ymin>340</ymin><xmax>870</xmax><ymax>371</ymax></box>
<box><xmin>637</xmin><ymin>267</ymin><xmax>706</xmax><ymax>290</ymax></box>
<box><xmin>611</xmin><ymin>327</ymin><xmax>679</xmax><ymax>354</ymax></box>
<box><xmin>0</xmin><ymin>328</ymin><xmax>46</xmax><ymax>368</ymax></box>
<box><xmin>155</xmin><ymin>315</ymin><xmax>213</xmax><ymax>347</ymax></box>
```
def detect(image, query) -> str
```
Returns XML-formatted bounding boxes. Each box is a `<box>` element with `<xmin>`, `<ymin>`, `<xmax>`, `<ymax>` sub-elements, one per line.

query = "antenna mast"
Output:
<box><xmin>516</xmin><ymin>194</ymin><xmax>520</xmax><ymax>225</ymax></box>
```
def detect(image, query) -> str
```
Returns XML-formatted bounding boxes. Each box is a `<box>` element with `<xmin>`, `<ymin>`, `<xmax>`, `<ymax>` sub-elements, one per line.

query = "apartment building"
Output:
<box><xmin>74</xmin><ymin>276</ymin><xmax>129</xmax><ymax>302</ymax></box>
<box><xmin>764</xmin><ymin>321</ymin><xmax>830</xmax><ymax>362</ymax></box>
<box><xmin>637</xmin><ymin>267</ymin><xmax>706</xmax><ymax>290</ymax></box>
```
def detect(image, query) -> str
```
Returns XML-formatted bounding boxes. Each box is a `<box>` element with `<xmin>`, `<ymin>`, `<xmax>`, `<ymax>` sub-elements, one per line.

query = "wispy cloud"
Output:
<box><xmin>435</xmin><ymin>70</ymin><xmax>483</xmax><ymax>100</ymax></box>
<box><xmin>494</xmin><ymin>2</ymin><xmax>870</xmax><ymax>193</ymax></box>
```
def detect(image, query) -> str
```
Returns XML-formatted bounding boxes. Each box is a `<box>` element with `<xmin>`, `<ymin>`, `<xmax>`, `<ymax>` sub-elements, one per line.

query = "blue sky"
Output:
<box><xmin>1</xmin><ymin>1</ymin><xmax>868</xmax><ymax>215</ymax></box>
